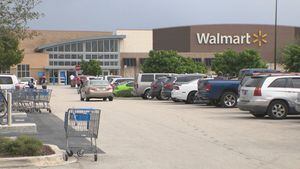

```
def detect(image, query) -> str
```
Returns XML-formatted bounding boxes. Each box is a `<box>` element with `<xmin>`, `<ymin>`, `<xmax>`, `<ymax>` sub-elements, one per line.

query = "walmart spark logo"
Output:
<box><xmin>252</xmin><ymin>30</ymin><xmax>268</xmax><ymax>47</ymax></box>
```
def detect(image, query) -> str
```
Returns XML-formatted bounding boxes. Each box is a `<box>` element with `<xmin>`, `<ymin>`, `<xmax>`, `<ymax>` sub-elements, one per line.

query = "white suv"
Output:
<box><xmin>238</xmin><ymin>74</ymin><xmax>300</xmax><ymax>119</ymax></box>
<box><xmin>0</xmin><ymin>75</ymin><xmax>19</xmax><ymax>90</ymax></box>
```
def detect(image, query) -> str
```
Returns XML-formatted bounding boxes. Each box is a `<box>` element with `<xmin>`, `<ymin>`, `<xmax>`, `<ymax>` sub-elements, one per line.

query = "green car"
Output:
<box><xmin>113</xmin><ymin>81</ymin><xmax>134</xmax><ymax>97</ymax></box>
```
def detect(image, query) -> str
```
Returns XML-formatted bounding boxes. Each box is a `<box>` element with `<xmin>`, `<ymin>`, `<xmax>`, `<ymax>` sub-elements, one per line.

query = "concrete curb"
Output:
<box><xmin>0</xmin><ymin>144</ymin><xmax>77</xmax><ymax>168</ymax></box>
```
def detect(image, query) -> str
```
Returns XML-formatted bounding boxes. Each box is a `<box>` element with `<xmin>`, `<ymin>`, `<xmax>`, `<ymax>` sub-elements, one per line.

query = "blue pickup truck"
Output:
<box><xmin>196</xmin><ymin>79</ymin><xmax>241</xmax><ymax>108</ymax></box>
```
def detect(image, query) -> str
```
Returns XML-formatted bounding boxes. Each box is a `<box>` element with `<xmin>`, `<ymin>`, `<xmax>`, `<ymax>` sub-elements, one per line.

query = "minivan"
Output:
<box><xmin>134</xmin><ymin>73</ymin><xmax>172</xmax><ymax>99</ymax></box>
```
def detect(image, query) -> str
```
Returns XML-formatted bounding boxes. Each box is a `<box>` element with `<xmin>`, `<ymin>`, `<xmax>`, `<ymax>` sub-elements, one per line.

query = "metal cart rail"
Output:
<box><xmin>64</xmin><ymin>108</ymin><xmax>101</xmax><ymax>161</ymax></box>
<box><xmin>7</xmin><ymin>89</ymin><xmax>52</xmax><ymax>113</ymax></box>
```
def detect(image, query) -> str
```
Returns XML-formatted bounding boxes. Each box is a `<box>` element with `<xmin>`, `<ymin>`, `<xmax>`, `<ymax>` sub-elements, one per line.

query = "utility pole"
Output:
<box><xmin>274</xmin><ymin>0</ymin><xmax>278</xmax><ymax>70</ymax></box>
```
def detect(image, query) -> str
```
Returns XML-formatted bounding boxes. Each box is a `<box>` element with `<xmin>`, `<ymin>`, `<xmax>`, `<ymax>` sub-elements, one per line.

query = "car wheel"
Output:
<box><xmin>157</xmin><ymin>90</ymin><xmax>169</xmax><ymax>100</ymax></box>
<box><xmin>109</xmin><ymin>97</ymin><xmax>113</xmax><ymax>101</ymax></box>
<box><xmin>142</xmin><ymin>89</ymin><xmax>153</xmax><ymax>100</ymax></box>
<box><xmin>85</xmin><ymin>97</ymin><xmax>90</xmax><ymax>102</ymax></box>
<box><xmin>103</xmin><ymin>97</ymin><xmax>107</xmax><ymax>101</ymax></box>
<box><xmin>220</xmin><ymin>92</ymin><xmax>237</xmax><ymax>108</ymax></box>
<box><xmin>267</xmin><ymin>100</ymin><xmax>288</xmax><ymax>120</ymax></box>
<box><xmin>185</xmin><ymin>91</ymin><xmax>197</xmax><ymax>104</ymax></box>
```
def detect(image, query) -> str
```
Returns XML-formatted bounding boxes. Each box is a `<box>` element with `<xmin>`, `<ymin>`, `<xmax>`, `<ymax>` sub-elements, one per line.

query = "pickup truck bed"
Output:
<box><xmin>196</xmin><ymin>79</ymin><xmax>240</xmax><ymax>108</ymax></box>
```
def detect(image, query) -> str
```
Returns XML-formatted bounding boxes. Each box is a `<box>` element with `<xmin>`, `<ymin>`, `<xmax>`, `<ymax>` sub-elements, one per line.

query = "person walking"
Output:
<box><xmin>41</xmin><ymin>76</ymin><xmax>47</xmax><ymax>89</ymax></box>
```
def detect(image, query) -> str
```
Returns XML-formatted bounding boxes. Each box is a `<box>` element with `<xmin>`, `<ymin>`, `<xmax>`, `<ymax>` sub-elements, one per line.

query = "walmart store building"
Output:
<box><xmin>4</xmin><ymin>24</ymin><xmax>300</xmax><ymax>84</ymax></box>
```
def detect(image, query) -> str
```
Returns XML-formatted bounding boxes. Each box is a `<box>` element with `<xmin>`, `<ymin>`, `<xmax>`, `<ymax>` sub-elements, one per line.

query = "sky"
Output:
<box><xmin>28</xmin><ymin>0</ymin><xmax>300</xmax><ymax>31</ymax></box>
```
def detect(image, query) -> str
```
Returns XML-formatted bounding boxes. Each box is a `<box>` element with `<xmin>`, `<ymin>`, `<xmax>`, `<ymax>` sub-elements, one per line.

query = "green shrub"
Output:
<box><xmin>0</xmin><ymin>135</ymin><xmax>43</xmax><ymax>156</ymax></box>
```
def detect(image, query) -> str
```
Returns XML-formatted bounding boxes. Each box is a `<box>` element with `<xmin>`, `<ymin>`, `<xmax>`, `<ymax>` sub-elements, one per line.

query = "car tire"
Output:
<box><xmin>220</xmin><ymin>92</ymin><xmax>237</xmax><ymax>108</ymax></box>
<box><xmin>185</xmin><ymin>91</ymin><xmax>197</xmax><ymax>104</ymax></box>
<box><xmin>109</xmin><ymin>97</ymin><xmax>113</xmax><ymax>101</ymax></box>
<box><xmin>142</xmin><ymin>89</ymin><xmax>153</xmax><ymax>100</ymax></box>
<box><xmin>267</xmin><ymin>100</ymin><xmax>288</xmax><ymax>120</ymax></box>
<box><xmin>80</xmin><ymin>95</ymin><xmax>84</xmax><ymax>101</ymax></box>
<box><xmin>157</xmin><ymin>90</ymin><xmax>170</xmax><ymax>100</ymax></box>
<box><xmin>103</xmin><ymin>97</ymin><xmax>107</xmax><ymax>101</ymax></box>
<box><xmin>85</xmin><ymin>97</ymin><xmax>90</xmax><ymax>102</ymax></box>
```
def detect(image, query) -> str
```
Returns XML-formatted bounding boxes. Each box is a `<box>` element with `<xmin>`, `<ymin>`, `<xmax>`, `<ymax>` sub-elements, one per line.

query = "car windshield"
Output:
<box><xmin>0</xmin><ymin>77</ymin><xmax>13</xmax><ymax>84</ymax></box>
<box><xmin>90</xmin><ymin>80</ymin><xmax>109</xmax><ymax>86</ymax></box>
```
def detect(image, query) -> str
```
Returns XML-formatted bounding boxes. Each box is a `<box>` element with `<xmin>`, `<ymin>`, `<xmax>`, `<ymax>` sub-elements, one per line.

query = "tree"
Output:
<box><xmin>282</xmin><ymin>44</ymin><xmax>300</xmax><ymax>72</ymax></box>
<box><xmin>80</xmin><ymin>60</ymin><xmax>102</xmax><ymax>76</ymax></box>
<box><xmin>0</xmin><ymin>34</ymin><xmax>24</xmax><ymax>71</ymax></box>
<box><xmin>142</xmin><ymin>50</ymin><xmax>207</xmax><ymax>74</ymax></box>
<box><xmin>0</xmin><ymin>0</ymin><xmax>42</xmax><ymax>70</ymax></box>
<box><xmin>212</xmin><ymin>49</ymin><xmax>267</xmax><ymax>77</ymax></box>
<box><xmin>0</xmin><ymin>0</ymin><xmax>42</xmax><ymax>40</ymax></box>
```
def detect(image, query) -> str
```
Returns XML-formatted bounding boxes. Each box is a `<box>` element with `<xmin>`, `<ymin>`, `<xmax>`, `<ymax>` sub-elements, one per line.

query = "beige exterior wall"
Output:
<box><xmin>116</xmin><ymin>30</ymin><xmax>153</xmax><ymax>53</ymax></box>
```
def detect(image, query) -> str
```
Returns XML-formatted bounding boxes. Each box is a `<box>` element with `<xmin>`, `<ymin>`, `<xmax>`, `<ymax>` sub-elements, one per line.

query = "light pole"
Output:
<box><xmin>274</xmin><ymin>0</ymin><xmax>278</xmax><ymax>70</ymax></box>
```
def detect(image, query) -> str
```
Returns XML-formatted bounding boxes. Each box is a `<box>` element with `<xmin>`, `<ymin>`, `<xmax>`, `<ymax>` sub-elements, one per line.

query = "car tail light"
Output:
<box><xmin>164</xmin><ymin>83</ymin><xmax>172</xmax><ymax>89</ymax></box>
<box><xmin>205</xmin><ymin>84</ymin><xmax>212</xmax><ymax>92</ymax></box>
<box><xmin>174</xmin><ymin>86</ymin><xmax>180</xmax><ymax>90</ymax></box>
<box><xmin>253</xmin><ymin>87</ymin><xmax>262</xmax><ymax>96</ymax></box>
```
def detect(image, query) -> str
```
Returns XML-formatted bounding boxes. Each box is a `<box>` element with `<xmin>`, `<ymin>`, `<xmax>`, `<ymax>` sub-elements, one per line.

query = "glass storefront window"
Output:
<box><xmin>86</xmin><ymin>54</ymin><xmax>91</xmax><ymax>59</ymax></box>
<box><xmin>65</xmin><ymin>44</ymin><xmax>70</xmax><ymax>52</ymax></box>
<box><xmin>86</xmin><ymin>41</ymin><xmax>91</xmax><ymax>52</ymax></box>
<box><xmin>72</xmin><ymin>54</ymin><xmax>77</xmax><ymax>59</ymax></box>
<box><xmin>92</xmin><ymin>55</ymin><xmax>97</xmax><ymax>59</ymax></box>
<box><xmin>58</xmin><ymin>45</ymin><xmax>64</xmax><ymax>52</ymax></box>
<box><xmin>98</xmin><ymin>40</ymin><xmax>103</xmax><ymax>52</ymax></box>
<box><xmin>78</xmin><ymin>42</ymin><xmax>83</xmax><ymax>52</ymax></box>
<box><xmin>104</xmin><ymin>40</ymin><xmax>109</xmax><ymax>52</ymax></box>
<box><xmin>92</xmin><ymin>40</ymin><xmax>97</xmax><ymax>52</ymax></box>
<box><xmin>71</xmin><ymin>43</ymin><xmax>77</xmax><ymax>52</ymax></box>
<box><xmin>17</xmin><ymin>64</ymin><xmax>30</xmax><ymax>77</ymax></box>
<box><xmin>65</xmin><ymin>54</ymin><xmax>71</xmax><ymax>59</ymax></box>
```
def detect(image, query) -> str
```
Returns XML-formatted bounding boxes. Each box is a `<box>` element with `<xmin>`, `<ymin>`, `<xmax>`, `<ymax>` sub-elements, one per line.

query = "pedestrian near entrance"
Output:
<box><xmin>41</xmin><ymin>76</ymin><xmax>47</xmax><ymax>89</ymax></box>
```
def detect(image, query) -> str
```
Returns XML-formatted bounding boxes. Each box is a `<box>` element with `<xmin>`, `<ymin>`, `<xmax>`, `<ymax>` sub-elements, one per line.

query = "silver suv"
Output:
<box><xmin>134</xmin><ymin>73</ymin><xmax>171</xmax><ymax>99</ymax></box>
<box><xmin>238</xmin><ymin>74</ymin><xmax>300</xmax><ymax>119</ymax></box>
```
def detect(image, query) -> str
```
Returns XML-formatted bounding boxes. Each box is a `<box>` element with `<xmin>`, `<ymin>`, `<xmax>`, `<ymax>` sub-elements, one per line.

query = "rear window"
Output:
<box><xmin>90</xmin><ymin>80</ymin><xmax>109</xmax><ymax>85</ymax></box>
<box><xmin>141</xmin><ymin>75</ymin><xmax>154</xmax><ymax>82</ymax></box>
<box><xmin>155</xmin><ymin>74</ymin><xmax>167</xmax><ymax>79</ymax></box>
<box><xmin>268</xmin><ymin>78</ymin><xmax>288</xmax><ymax>88</ymax></box>
<box><xmin>0</xmin><ymin>77</ymin><xmax>13</xmax><ymax>84</ymax></box>
<box><xmin>244</xmin><ymin>77</ymin><xmax>264</xmax><ymax>87</ymax></box>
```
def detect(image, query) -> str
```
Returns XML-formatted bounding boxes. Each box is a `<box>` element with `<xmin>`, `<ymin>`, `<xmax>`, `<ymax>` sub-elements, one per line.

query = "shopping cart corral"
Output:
<box><xmin>4</xmin><ymin>89</ymin><xmax>52</xmax><ymax>113</ymax></box>
<box><xmin>64</xmin><ymin>108</ymin><xmax>101</xmax><ymax>161</ymax></box>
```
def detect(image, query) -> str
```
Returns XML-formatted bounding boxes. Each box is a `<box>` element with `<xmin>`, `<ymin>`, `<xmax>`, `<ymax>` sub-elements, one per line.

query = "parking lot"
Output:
<box><xmin>28</xmin><ymin>85</ymin><xmax>300</xmax><ymax>169</ymax></box>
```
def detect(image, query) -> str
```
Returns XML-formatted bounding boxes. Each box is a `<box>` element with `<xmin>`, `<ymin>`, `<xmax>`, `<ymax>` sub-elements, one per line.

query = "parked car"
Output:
<box><xmin>110</xmin><ymin>77</ymin><xmax>134</xmax><ymax>89</ymax></box>
<box><xmin>162</xmin><ymin>74</ymin><xmax>208</xmax><ymax>100</ymax></box>
<box><xmin>80</xmin><ymin>79</ymin><xmax>114</xmax><ymax>101</ymax></box>
<box><xmin>0</xmin><ymin>75</ymin><xmax>19</xmax><ymax>90</ymax></box>
<box><xmin>113</xmin><ymin>81</ymin><xmax>134</xmax><ymax>97</ymax></box>
<box><xmin>171</xmin><ymin>79</ymin><xmax>200</xmax><ymax>104</ymax></box>
<box><xmin>196</xmin><ymin>79</ymin><xmax>240</xmax><ymax>108</ymax></box>
<box><xmin>238</xmin><ymin>74</ymin><xmax>300</xmax><ymax>119</ymax></box>
<box><xmin>150</xmin><ymin>77</ymin><xmax>169</xmax><ymax>100</ymax></box>
<box><xmin>19</xmin><ymin>77</ymin><xmax>37</xmax><ymax>88</ymax></box>
<box><xmin>134</xmin><ymin>73</ymin><xmax>172</xmax><ymax>99</ymax></box>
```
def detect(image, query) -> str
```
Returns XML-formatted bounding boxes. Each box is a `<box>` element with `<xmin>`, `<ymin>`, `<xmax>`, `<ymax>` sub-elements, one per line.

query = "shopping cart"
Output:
<box><xmin>9</xmin><ymin>89</ymin><xmax>52</xmax><ymax>113</ymax></box>
<box><xmin>64</xmin><ymin>108</ymin><xmax>101</xmax><ymax>161</ymax></box>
